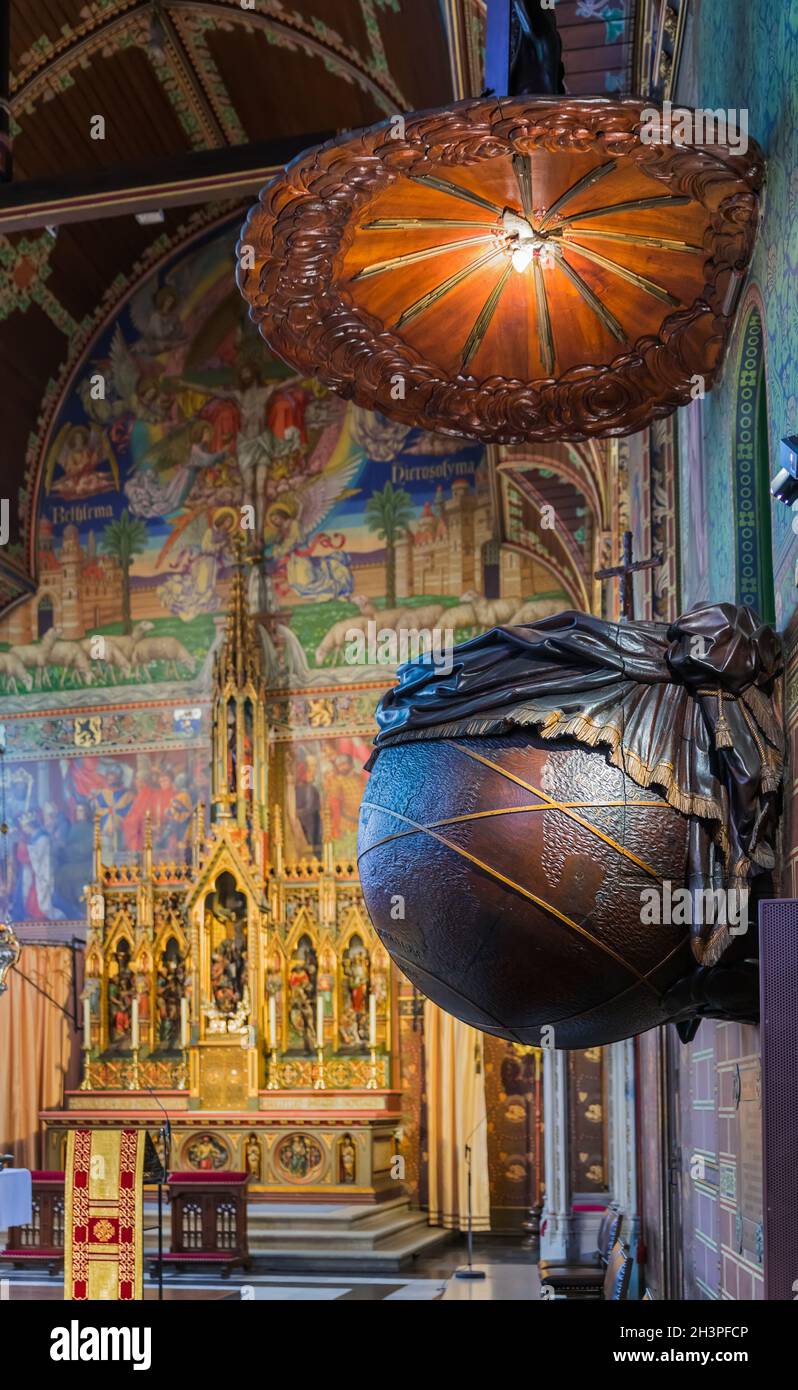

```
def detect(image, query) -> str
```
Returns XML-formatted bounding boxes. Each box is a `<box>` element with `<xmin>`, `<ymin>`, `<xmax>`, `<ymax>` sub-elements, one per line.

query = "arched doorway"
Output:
<box><xmin>733</xmin><ymin>307</ymin><xmax>775</xmax><ymax>624</ymax></box>
<box><xmin>37</xmin><ymin>595</ymin><xmax>54</xmax><ymax>638</ymax></box>
<box><xmin>481</xmin><ymin>539</ymin><xmax>501</xmax><ymax>599</ymax></box>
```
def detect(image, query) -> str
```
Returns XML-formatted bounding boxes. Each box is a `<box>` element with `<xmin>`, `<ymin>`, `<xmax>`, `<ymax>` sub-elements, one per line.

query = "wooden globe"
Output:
<box><xmin>358</xmin><ymin>733</ymin><xmax>695</xmax><ymax>1048</ymax></box>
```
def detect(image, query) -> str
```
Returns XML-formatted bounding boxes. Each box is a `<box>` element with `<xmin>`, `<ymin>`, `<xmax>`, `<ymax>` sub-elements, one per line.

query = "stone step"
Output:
<box><xmin>248</xmin><ymin>1195</ymin><xmax>410</xmax><ymax>1231</ymax></box>
<box><xmin>141</xmin><ymin>1197</ymin><xmax>453</xmax><ymax>1272</ymax></box>
<box><xmin>248</xmin><ymin>1212</ymin><xmax>429</xmax><ymax>1251</ymax></box>
<box><xmin>246</xmin><ymin>1225</ymin><xmax>453</xmax><ymax>1273</ymax></box>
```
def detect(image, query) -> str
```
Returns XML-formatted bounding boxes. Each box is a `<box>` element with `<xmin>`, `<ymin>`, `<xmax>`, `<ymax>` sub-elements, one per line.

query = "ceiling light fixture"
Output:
<box><xmin>237</xmin><ymin>1</ymin><xmax>763</xmax><ymax>443</ymax></box>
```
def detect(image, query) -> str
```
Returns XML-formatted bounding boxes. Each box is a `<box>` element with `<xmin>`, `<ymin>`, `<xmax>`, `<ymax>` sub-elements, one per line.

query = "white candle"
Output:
<box><xmin>83</xmin><ymin>997</ymin><xmax>91</xmax><ymax>1048</ymax></box>
<box><xmin>131</xmin><ymin>997</ymin><xmax>139</xmax><ymax>1050</ymax></box>
<box><xmin>316</xmin><ymin>994</ymin><xmax>324</xmax><ymax>1048</ymax></box>
<box><xmin>268</xmin><ymin>994</ymin><xmax>277</xmax><ymax>1049</ymax></box>
<box><xmin>369</xmin><ymin>993</ymin><xmax>377</xmax><ymax>1048</ymax></box>
<box><xmin>180</xmin><ymin>997</ymin><xmax>189</xmax><ymax>1049</ymax></box>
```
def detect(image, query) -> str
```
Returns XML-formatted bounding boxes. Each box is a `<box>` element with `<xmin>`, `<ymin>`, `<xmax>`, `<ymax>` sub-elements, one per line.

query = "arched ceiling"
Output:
<box><xmin>0</xmin><ymin>0</ymin><xmax>637</xmax><ymax>609</ymax></box>
<box><xmin>0</xmin><ymin>0</ymin><xmax>456</xmax><ymax>599</ymax></box>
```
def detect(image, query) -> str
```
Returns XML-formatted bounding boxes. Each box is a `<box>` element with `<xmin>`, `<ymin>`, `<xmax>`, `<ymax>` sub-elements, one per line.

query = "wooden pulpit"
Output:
<box><xmin>157</xmin><ymin>1171</ymin><xmax>250</xmax><ymax>1278</ymax></box>
<box><xmin>1</xmin><ymin>1171</ymin><xmax>65</xmax><ymax>1273</ymax></box>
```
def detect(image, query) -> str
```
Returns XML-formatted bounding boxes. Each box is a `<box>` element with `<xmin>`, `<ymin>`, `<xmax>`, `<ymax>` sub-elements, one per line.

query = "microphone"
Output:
<box><xmin>140</xmin><ymin>1080</ymin><xmax>172</xmax><ymax>1182</ymax></box>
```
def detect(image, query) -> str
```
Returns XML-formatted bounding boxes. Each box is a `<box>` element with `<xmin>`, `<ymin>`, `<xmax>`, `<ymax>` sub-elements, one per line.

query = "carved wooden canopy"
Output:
<box><xmin>238</xmin><ymin>97</ymin><xmax>764</xmax><ymax>443</ymax></box>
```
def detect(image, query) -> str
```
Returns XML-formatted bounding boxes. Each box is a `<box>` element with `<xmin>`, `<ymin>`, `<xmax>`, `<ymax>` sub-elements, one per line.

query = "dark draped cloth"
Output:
<box><xmin>368</xmin><ymin>603</ymin><xmax>785</xmax><ymax>965</ymax></box>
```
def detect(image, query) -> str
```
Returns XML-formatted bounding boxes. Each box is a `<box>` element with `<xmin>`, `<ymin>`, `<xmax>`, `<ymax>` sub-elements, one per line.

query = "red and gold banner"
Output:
<box><xmin>64</xmin><ymin>1128</ymin><xmax>144</xmax><ymax>1300</ymax></box>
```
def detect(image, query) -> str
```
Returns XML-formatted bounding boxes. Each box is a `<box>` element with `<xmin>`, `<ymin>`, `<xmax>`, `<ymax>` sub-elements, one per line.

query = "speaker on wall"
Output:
<box><xmin>759</xmin><ymin>898</ymin><xmax>798</xmax><ymax>1301</ymax></box>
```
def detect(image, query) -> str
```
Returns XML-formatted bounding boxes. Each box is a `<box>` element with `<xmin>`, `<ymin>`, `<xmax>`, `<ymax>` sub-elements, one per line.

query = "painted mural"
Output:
<box><xmin>0</xmin><ymin>746</ymin><xmax>208</xmax><ymax>926</ymax></box>
<box><xmin>2</xmin><ymin>218</ymin><xmax>561</xmax><ymax>704</ymax></box>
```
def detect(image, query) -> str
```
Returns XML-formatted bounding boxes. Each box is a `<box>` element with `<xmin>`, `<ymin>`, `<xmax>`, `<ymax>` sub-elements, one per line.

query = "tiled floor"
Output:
<box><xmin>1</xmin><ymin>1235</ymin><xmax>537</xmax><ymax>1301</ymax></box>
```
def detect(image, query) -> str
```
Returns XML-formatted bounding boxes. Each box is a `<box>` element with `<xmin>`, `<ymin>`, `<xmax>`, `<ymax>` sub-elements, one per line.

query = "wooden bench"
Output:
<box><xmin>0</xmin><ymin>1171</ymin><xmax>65</xmax><ymax>1274</ymax></box>
<box><xmin>152</xmin><ymin>1171</ymin><xmax>250</xmax><ymax>1279</ymax></box>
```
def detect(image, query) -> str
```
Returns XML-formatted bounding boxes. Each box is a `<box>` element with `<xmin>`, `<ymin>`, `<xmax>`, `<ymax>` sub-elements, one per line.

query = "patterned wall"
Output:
<box><xmin>685</xmin><ymin>0</ymin><xmax>798</xmax><ymax>629</ymax></box>
<box><xmin>669</xmin><ymin>0</ymin><xmax>786</xmax><ymax>1299</ymax></box>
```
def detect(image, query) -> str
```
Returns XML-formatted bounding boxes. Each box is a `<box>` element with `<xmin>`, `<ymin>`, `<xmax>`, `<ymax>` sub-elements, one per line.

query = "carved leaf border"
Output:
<box><xmin>237</xmin><ymin>97</ymin><xmax>764</xmax><ymax>444</ymax></box>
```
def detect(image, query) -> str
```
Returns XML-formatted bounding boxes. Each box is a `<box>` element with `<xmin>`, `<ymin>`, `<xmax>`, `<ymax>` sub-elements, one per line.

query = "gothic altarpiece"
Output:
<box><xmin>41</xmin><ymin>558</ymin><xmax>400</xmax><ymax>1200</ymax></box>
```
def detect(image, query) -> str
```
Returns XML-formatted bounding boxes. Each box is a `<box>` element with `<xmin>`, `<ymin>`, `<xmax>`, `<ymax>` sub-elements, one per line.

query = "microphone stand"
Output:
<box><xmin>142</xmin><ymin>1085</ymin><xmax>171</xmax><ymax>1302</ymax></box>
<box><xmin>454</xmin><ymin>1117</ymin><xmax>487</xmax><ymax>1281</ymax></box>
<box><xmin>157</xmin><ymin>1118</ymin><xmax>170</xmax><ymax>1303</ymax></box>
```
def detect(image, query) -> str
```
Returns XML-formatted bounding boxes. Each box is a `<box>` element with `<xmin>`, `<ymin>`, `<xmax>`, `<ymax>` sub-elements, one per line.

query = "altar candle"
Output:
<box><xmin>180</xmin><ymin>996</ymin><xmax>189</xmax><ymax>1049</ymax></box>
<box><xmin>131</xmin><ymin>997</ymin><xmax>139</xmax><ymax>1050</ymax></box>
<box><xmin>316</xmin><ymin>994</ymin><xmax>324</xmax><ymax>1048</ymax></box>
<box><xmin>268</xmin><ymin>994</ymin><xmax>277</xmax><ymax>1049</ymax></box>
<box><xmin>369</xmin><ymin>993</ymin><xmax>377</xmax><ymax>1048</ymax></box>
<box><xmin>83</xmin><ymin>997</ymin><xmax>91</xmax><ymax>1048</ymax></box>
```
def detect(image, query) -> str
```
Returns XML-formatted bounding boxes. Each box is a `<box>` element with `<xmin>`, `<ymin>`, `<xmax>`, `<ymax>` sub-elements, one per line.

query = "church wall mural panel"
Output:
<box><xmin>0</xmin><ymin>744</ymin><xmax>209</xmax><ymax>928</ymax></box>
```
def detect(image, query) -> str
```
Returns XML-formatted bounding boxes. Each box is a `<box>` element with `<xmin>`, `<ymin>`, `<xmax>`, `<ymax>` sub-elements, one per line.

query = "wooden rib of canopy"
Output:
<box><xmin>238</xmin><ymin>98</ymin><xmax>764</xmax><ymax>443</ymax></box>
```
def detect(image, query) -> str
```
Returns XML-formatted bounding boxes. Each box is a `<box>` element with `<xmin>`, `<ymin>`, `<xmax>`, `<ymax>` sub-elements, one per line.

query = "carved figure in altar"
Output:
<box><xmin>245</xmin><ymin>1134</ymin><xmax>261</xmax><ymax>1180</ymax></box>
<box><xmin>341</xmin><ymin>937</ymin><xmax>370</xmax><ymax>1047</ymax></box>
<box><xmin>288</xmin><ymin>939</ymin><xmax>317</xmax><ymax>1053</ymax></box>
<box><xmin>225</xmin><ymin>702</ymin><xmax>255</xmax><ymax>800</ymax></box>
<box><xmin>206</xmin><ymin>879</ymin><xmax>248</xmax><ymax>1017</ymax></box>
<box><xmin>339</xmin><ymin>1135</ymin><xmax>356</xmax><ymax>1184</ymax></box>
<box><xmin>339</xmin><ymin>1008</ymin><xmax>360</xmax><ymax>1047</ymax></box>
<box><xmin>108</xmin><ymin>941</ymin><xmax>135</xmax><ymax>1049</ymax></box>
<box><xmin>186</xmin><ymin>1133</ymin><xmax>228</xmax><ymax>1171</ymax></box>
<box><xmin>135</xmin><ymin>970</ymin><xmax>151</xmax><ymax>1033</ymax></box>
<box><xmin>278</xmin><ymin>1133</ymin><xmax>322</xmax><ymax>1181</ymax></box>
<box><xmin>156</xmin><ymin>943</ymin><xmax>187</xmax><ymax>1051</ymax></box>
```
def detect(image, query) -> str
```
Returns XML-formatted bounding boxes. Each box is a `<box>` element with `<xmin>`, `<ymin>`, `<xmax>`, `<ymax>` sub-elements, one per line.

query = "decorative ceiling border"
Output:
<box><xmin>12</xmin><ymin>1</ymin><xmax>409</xmax><ymax>124</ymax></box>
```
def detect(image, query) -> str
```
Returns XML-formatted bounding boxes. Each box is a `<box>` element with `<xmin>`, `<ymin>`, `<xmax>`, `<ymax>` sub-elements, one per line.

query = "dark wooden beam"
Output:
<box><xmin>0</xmin><ymin>132</ymin><xmax>335</xmax><ymax>233</ymax></box>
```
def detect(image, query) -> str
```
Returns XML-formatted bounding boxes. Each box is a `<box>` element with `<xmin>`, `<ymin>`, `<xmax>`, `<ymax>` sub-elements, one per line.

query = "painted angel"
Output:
<box><xmin>128</xmin><ymin>280</ymin><xmax>187</xmax><ymax>358</ymax></box>
<box><xmin>265</xmin><ymin>454</ymin><xmax>361</xmax><ymax>602</ymax></box>
<box><xmin>44</xmin><ymin>422</ymin><xmax>119</xmax><ymax>499</ymax></box>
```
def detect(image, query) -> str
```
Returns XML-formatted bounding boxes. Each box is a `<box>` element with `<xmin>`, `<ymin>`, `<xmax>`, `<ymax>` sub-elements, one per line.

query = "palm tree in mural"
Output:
<box><xmin>364</xmin><ymin>482</ymin><xmax>415</xmax><ymax>610</ymax></box>
<box><xmin>101</xmin><ymin>510</ymin><xmax>148</xmax><ymax>635</ymax></box>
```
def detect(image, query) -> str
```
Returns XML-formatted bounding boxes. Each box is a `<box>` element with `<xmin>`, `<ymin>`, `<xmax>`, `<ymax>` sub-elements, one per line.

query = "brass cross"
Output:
<box><xmin>595</xmin><ymin>530</ymin><xmax>663</xmax><ymax>621</ymax></box>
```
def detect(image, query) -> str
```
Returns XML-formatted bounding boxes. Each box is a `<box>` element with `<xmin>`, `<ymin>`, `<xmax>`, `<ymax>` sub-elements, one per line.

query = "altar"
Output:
<box><xmin>40</xmin><ymin>1090</ymin><xmax>402</xmax><ymax>1203</ymax></box>
<box><xmin>40</xmin><ymin>553</ymin><xmax>401</xmax><ymax>1204</ymax></box>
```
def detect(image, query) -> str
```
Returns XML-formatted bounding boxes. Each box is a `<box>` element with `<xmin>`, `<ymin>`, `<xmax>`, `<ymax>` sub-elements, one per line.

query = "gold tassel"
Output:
<box><xmin>702</xmin><ymin>922</ymin><xmax>731</xmax><ymax>968</ymax></box>
<box><xmin>762</xmin><ymin>763</ymin><xmax>781</xmax><ymax>794</ymax></box>
<box><xmin>714</xmin><ymin>690</ymin><xmax>733</xmax><ymax>748</ymax></box>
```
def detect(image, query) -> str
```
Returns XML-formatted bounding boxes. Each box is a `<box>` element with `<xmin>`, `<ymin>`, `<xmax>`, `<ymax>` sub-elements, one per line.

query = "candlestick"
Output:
<box><xmin>369</xmin><ymin>993</ymin><xmax>377</xmax><ymax>1048</ymax></box>
<box><xmin>313</xmin><ymin>1045</ymin><xmax>326</xmax><ymax>1090</ymax></box>
<box><xmin>81</xmin><ymin>996</ymin><xmax>92</xmax><ymax>1090</ymax></box>
<box><xmin>268</xmin><ymin>994</ymin><xmax>277</xmax><ymax>1049</ymax></box>
<box><xmin>180</xmin><ymin>996</ymin><xmax>189</xmax><ymax>1049</ymax></box>
<box><xmin>267</xmin><ymin>1045</ymin><xmax>280</xmax><ymax>1090</ymax></box>
<box><xmin>316</xmin><ymin>993</ymin><xmax>324</xmax><ymax>1050</ymax></box>
<box><xmin>131</xmin><ymin>997</ymin><xmax>139</xmax><ymax>1050</ymax></box>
